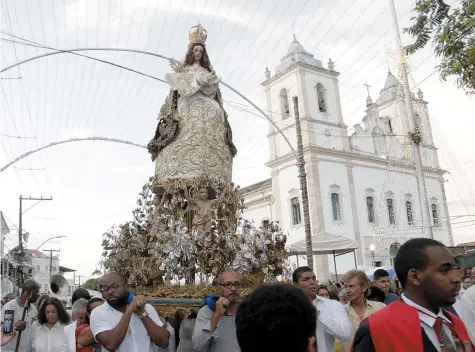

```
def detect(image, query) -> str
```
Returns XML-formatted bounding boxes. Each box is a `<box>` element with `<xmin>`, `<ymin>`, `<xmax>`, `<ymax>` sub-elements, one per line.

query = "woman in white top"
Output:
<box><xmin>32</xmin><ymin>297</ymin><xmax>71</xmax><ymax>352</ymax></box>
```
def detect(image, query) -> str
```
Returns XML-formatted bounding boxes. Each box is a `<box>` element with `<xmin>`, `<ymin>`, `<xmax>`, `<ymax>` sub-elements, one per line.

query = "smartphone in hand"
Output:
<box><xmin>2</xmin><ymin>310</ymin><xmax>14</xmax><ymax>334</ymax></box>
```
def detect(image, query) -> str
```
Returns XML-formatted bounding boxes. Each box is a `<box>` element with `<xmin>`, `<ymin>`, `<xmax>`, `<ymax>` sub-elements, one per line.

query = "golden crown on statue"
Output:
<box><xmin>189</xmin><ymin>23</ymin><xmax>208</xmax><ymax>45</ymax></box>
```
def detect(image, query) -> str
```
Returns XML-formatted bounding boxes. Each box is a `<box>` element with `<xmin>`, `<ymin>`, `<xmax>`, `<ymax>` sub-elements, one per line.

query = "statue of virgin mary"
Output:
<box><xmin>147</xmin><ymin>24</ymin><xmax>237</xmax><ymax>188</ymax></box>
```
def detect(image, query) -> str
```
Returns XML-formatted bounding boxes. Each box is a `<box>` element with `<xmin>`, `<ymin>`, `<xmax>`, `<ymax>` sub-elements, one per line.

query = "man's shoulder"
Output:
<box><xmin>2</xmin><ymin>299</ymin><xmax>17</xmax><ymax>310</ymax></box>
<box><xmin>385</xmin><ymin>292</ymin><xmax>401</xmax><ymax>303</ymax></box>
<box><xmin>316</xmin><ymin>296</ymin><xmax>343</xmax><ymax>308</ymax></box>
<box><xmin>197</xmin><ymin>305</ymin><xmax>213</xmax><ymax>317</ymax></box>
<box><xmin>368</xmin><ymin>300</ymin><xmax>386</xmax><ymax>311</ymax></box>
<box><xmin>91</xmin><ymin>301</ymin><xmax>109</xmax><ymax>317</ymax></box>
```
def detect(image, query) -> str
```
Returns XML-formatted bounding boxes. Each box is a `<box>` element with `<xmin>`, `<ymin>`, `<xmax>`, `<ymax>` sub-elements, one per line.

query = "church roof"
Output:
<box><xmin>376</xmin><ymin>70</ymin><xmax>401</xmax><ymax>104</ymax></box>
<box><xmin>275</xmin><ymin>35</ymin><xmax>323</xmax><ymax>74</ymax></box>
<box><xmin>240</xmin><ymin>178</ymin><xmax>272</xmax><ymax>194</ymax></box>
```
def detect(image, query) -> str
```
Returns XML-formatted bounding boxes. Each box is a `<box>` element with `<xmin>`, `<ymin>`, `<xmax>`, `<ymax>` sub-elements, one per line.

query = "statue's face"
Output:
<box><xmin>198</xmin><ymin>188</ymin><xmax>208</xmax><ymax>200</ymax></box>
<box><xmin>192</xmin><ymin>45</ymin><xmax>203</xmax><ymax>63</ymax></box>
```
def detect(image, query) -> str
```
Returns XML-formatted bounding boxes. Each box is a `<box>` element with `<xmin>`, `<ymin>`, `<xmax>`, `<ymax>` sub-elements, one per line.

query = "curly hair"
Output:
<box><xmin>236</xmin><ymin>284</ymin><xmax>316</xmax><ymax>352</ymax></box>
<box><xmin>184</xmin><ymin>43</ymin><xmax>212</xmax><ymax>72</ymax></box>
<box><xmin>37</xmin><ymin>297</ymin><xmax>71</xmax><ymax>326</ymax></box>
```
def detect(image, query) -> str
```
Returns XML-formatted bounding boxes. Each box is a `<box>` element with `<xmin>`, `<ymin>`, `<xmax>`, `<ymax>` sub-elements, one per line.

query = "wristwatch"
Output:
<box><xmin>138</xmin><ymin>311</ymin><xmax>149</xmax><ymax>319</ymax></box>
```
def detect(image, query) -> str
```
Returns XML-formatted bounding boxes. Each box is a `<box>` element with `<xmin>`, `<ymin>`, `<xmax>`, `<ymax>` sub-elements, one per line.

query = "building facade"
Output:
<box><xmin>241</xmin><ymin>36</ymin><xmax>452</xmax><ymax>279</ymax></box>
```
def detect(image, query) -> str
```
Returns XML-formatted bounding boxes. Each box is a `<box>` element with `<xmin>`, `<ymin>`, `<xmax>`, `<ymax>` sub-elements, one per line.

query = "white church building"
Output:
<box><xmin>241</xmin><ymin>35</ymin><xmax>452</xmax><ymax>280</ymax></box>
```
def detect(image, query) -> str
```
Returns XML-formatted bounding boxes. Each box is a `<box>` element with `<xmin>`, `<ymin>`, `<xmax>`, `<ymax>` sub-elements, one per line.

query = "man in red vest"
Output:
<box><xmin>352</xmin><ymin>238</ymin><xmax>473</xmax><ymax>352</ymax></box>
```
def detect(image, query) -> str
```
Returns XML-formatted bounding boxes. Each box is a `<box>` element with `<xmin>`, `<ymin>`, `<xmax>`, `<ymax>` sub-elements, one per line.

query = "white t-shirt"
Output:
<box><xmin>1</xmin><ymin>298</ymin><xmax>38</xmax><ymax>352</ymax></box>
<box><xmin>32</xmin><ymin>321</ymin><xmax>66</xmax><ymax>352</ymax></box>
<box><xmin>90</xmin><ymin>301</ymin><xmax>163</xmax><ymax>352</ymax></box>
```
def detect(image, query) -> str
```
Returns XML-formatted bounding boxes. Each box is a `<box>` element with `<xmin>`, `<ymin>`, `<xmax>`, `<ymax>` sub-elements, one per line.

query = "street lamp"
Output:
<box><xmin>369</xmin><ymin>244</ymin><xmax>376</xmax><ymax>267</ymax></box>
<box><xmin>35</xmin><ymin>236</ymin><xmax>66</xmax><ymax>251</ymax></box>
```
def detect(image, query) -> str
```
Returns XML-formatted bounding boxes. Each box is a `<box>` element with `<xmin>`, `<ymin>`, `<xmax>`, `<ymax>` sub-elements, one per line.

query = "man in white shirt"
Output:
<box><xmin>293</xmin><ymin>267</ymin><xmax>351</xmax><ymax>352</ymax></box>
<box><xmin>1</xmin><ymin>279</ymin><xmax>40</xmax><ymax>352</ymax></box>
<box><xmin>61</xmin><ymin>298</ymin><xmax>88</xmax><ymax>352</ymax></box>
<box><xmin>90</xmin><ymin>272</ymin><xmax>170</xmax><ymax>351</ymax></box>
<box><xmin>457</xmin><ymin>285</ymin><xmax>475</xmax><ymax>345</ymax></box>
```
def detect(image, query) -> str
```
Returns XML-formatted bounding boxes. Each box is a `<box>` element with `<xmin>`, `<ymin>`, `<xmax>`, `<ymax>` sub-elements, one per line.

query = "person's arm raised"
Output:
<box><xmin>91</xmin><ymin>306</ymin><xmax>134</xmax><ymax>352</ymax></box>
<box><xmin>136</xmin><ymin>296</ymin><xmax>170</xmax><ymax>348</ymax></box>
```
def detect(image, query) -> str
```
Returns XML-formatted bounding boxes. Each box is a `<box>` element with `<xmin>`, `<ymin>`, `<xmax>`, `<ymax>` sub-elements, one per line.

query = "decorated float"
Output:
<box><xmin>99</xmin><ymin>24</ymin><xmax>288</xmax><ymax>316</ymax></box>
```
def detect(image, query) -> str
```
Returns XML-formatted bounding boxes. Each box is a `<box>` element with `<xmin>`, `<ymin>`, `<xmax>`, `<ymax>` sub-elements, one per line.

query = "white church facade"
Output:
<box><xmin>240</xmin><ymin>35</ymin><xmax>453</xmax><ymax>280</ymax></box>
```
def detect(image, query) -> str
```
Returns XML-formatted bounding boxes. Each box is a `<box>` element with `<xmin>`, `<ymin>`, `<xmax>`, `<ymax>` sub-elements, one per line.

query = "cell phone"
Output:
<box><xmin>3</xmin><ymin>310</ymin><xmax>14</xmax><ymax>334</ymax></box>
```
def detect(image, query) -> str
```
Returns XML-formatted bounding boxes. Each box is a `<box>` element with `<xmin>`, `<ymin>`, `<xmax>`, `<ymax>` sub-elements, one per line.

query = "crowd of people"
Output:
<box><xmin>1</xmin><ymin>237</ymin><xmax>474</xmax><ymax>351</ymax></box>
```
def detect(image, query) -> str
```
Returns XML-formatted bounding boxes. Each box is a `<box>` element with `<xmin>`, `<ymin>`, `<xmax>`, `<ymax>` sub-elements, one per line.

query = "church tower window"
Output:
<box><xmin>431</xmin><ymin>203</ymin><xmax>439</xmax><ymax>226</ymax></box>
<box><xmin>280</xmin><ymin>88</ymin><xmax>290</xmax><ymax>118</ymax></box>
<box><xmin>405</xmin><ymin>200</ymin><xmax>414</xmax><ymax>225</ymax></box>
<box><xmin>387</xmin><ymin>198</ymin><xmax>396</xmax><ymax>225</ymax></box>
<box><xmin>366</xmin><ymin>196</ymin><xmax>375</xmax><ymax>223</ymax></box>
<box><xmin>387</xmin><ymin>119</ymin><xmax>393</xmax><ymax>134</ymax></box>
<box><xmin>373</xmin><ymin>127</ymin><xmax>387</xmax><ymax>154</ymax></box>
<box><xmin>331</xmin><ymin>193</ymin><xmax>341</xmax><ymax>221</ymax></box>
<box><xmin>291</xmin><ymin>197</ymin><xmax>301</xmax><ymax>225</ymax></box>
<box><xmin>316</xmin><ymin>83</ymin><xmax>326</xmax><ymax>113</ymax></box>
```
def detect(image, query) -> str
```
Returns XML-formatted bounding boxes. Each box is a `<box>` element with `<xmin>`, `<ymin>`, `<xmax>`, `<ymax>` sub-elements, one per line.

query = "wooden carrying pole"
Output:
<box><xmin>14</xmin><ymin>298</ymin><xmax>29</xmax><ymax>352</ymax></box>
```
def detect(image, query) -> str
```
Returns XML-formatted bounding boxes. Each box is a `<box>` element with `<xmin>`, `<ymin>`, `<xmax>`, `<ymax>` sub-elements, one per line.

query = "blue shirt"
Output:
<box><xmin>384</xmin><ymin>292</ymin><xmax>401</xmax><ymax>305</ymax></box>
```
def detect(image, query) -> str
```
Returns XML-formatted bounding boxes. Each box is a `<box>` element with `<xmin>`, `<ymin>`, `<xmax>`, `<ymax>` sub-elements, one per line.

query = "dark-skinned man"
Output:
<box><xmin>352</xmin><ymin>238</ymin><xmax>473</xmax><ymax>351</ymax></box>
<box><xmin>293</xmin><ymin>266</ymin><xmax>350</xmax><ymax>352</ymax></box>
<box><xmin>90</xmin><ymin>272</ymin><xmax>169</xmax><ymax>351</ymax></box>
<box><xmin>193</xmin><ymin>271</ymin><xmax>241</xmax><ymax>352</ymax></box>
<box><xmin>1</xmin><ymin>279</ymin><xmax>40</xmax><ymax>352</ymax></box>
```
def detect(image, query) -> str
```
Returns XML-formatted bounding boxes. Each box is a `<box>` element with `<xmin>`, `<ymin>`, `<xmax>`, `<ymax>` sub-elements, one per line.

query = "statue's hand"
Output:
<box><xmin>169</xmin><ymin>58</ymin><xmax>184</xmax><ymax>72</ymax></box>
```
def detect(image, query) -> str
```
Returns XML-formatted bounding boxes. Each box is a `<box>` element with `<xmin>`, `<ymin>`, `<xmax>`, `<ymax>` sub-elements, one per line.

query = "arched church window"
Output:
<box><xmin>366</xmin><ymin>196</ymin><xmax>375</xmax><ymax>223</ymax></box>
<box><xmin>291</xmin><ymin>197</ymin><xmax>301</xmax><ymax>225</ymax></box>
<box><xmin>280</xmin><ymin>88</ymin><xmax>290</xmax><ymax>119</ymax></box>
<box><xmin>405</xmin><ymin>200</ymin><xmax>414</xmax><ymax>225</ymax></box>
<box><xmin>331</xmin><ymin>193</ymin><xmax>341</xmax><ymax>221</ymax></box>
<box><xmin>387</xmin><ymin>118</ymin><xmax>393</xmax><ymax>134</ymax></box>
<box><xmin>431</xmin><ymin>203</ymin><xmax>439</xmax><ymax>226</ymax></box>
<box><xmin>387</xmin><ymin>198</ymin><xmax>396</xmax><ymax>225</ymax></box>
<box><xmin>373</xmin><ymin>127</ymin><xmax>387</xmax><ymax>154</ymax></box>
<box><xmin>316</xmin><ymin>83</ymin><xmax>327</xmax><ymax>113</ymax></box>
<box><xmin>414</xmin><ymin>113</ymin><xmax>422</xmax><ymax>131</ymax></box>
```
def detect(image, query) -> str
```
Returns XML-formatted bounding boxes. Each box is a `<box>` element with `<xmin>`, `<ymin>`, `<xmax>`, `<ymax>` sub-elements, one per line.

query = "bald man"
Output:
<box><xmin>89</xmin><ymin>272</ymin><xmax>169</xmax><ymax>351</ymax></box>
<box><xmin>1</xmin><ymin>279</ymin><xmax>40</xmax><ymax>352</ymax></box>
<box><xmin>193</xmin><ymin>271</ymin><xmax>242</xmax><ymax>352</ymax></box>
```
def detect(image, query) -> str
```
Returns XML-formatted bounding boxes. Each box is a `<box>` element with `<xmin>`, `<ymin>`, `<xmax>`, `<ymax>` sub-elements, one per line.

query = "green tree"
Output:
<box><xmin>404</xmin><ymin>0</ymin><xmax>475</xmax><ymax>94</ymax></box>
<box><xmin>82</xmin><ymin>278</ymin><xmax>100</xmax><ymax>291</ymax></box>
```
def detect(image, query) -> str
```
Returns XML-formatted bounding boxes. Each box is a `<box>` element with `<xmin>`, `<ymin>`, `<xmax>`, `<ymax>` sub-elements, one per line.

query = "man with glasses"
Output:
<box><xmin>89</xmin><ymin>272</ymin><xmax>170</xmax><ymax>351</ymax></box>
<box><xmin>193</xmin><ymin>271</ymin><xmax>241</xmax><ymax>351</ymax></box>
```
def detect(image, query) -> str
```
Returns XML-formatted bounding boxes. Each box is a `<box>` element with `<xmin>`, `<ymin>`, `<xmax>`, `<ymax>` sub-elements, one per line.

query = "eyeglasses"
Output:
<box><xmin>99</xmin><ymin>282</ymin><xmax>126</xmax><ymax>294</ymax></box>
<box><xmin>218</xmin><ymin>282</ymin><xmax>242</xmax><ymax>289</ymax></box>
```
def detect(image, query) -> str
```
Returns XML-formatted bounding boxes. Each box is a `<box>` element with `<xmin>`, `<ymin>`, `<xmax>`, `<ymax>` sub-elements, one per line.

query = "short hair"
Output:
<box><xmin>72</xmin><ymin>298</ymin><xmax>88</xmax><ymax>314</ymax></box>
<box><xmin>373</xmin><ymin>269</ymin><xmax>390</xmax><ymax>280</ymax></box>
<box><xmin>236</xmin><ymin>284</ymin><xmax>316</xmax><ymax>352</ymax></box>
<box><xmin>394</xmin><ymin>238</ymin><xmax>446</xmax><ymax>289</ymax></box>
<box><xmin>343</xmin><ymin>270</ymin><xmax>369</xmax><ymax>286</ymax></box>
<box><xmin>367</xmin><ymin>286</ymin><xmax>386</xmax><ymax>303</ymax></box>
<box><xmin>71</xmin><ymin>288</ymin><xmax>91</xmax><ymax>305</ymax></box>
<box><xmin>38</xmin><ymin>297</ymin><xmax>71</xmax><ymax>325</ymax></box>
<box><xmin>21</xmin><ymin>279</ymin><xmax>39</xmax><ymax>294</ymax></box>
<box><xmin>292</xmin><ymin>266</ymin><xmax>313</xmax><ymax>283</ymax></box>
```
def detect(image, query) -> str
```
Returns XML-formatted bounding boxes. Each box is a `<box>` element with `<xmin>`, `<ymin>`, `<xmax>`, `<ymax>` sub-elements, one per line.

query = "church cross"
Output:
<box><xmin>364</xmin><ymin>81</ymin><xmax>371</xmax><ymax>97</ymax></box>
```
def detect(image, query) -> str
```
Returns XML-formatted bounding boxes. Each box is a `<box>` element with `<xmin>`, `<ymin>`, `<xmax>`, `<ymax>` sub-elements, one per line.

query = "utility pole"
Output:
<box><xmin>76</xmin><ymin>275</ymin><xmax>86</xmax><ymax>287</ymax></box>
<box><xmin>17</xmin><ymin>196</ymin><xmax>53</xmax><ymax>285</ymax></box>
<box><xmin>389</xmin><ymin>0</ymin><xmax>433</xmax><ymax>238</ymax></box>
<box><xmin>43</xmin><ymin>249</ymin><xmax>60</xmax><ymax>277</ymax></box>
<box><xmin>293</xmin><ymin>96</ymin><xmax>314</xmax><ymax>269</ymax></box>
